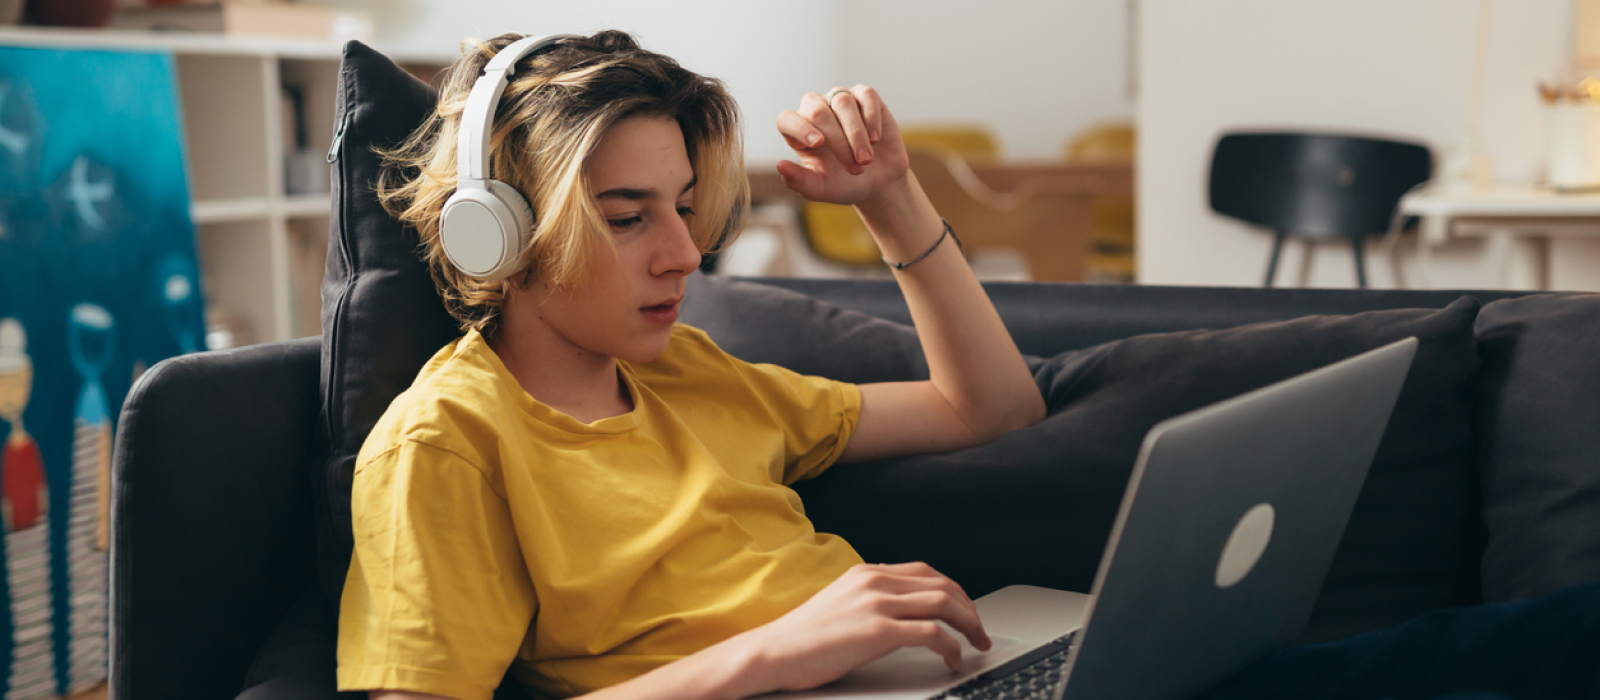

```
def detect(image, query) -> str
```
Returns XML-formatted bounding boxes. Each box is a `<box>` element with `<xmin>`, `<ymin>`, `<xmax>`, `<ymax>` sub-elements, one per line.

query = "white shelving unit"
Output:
<box><xmin>0</xmin><ymin>27</ymin><xmax>451</xmax><ymax>343</ymax></box>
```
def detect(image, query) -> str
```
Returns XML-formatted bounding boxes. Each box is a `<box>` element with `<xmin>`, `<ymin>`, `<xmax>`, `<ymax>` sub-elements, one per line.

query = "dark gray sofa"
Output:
<box><xmin>107</xmin><ymin>37</ymin><xmax>1600</xmax><ymax>700</ymax></box>
<box><xmin>110</xmin><ymin>274</ymin><xmax>1600</xmax><ymax>699</ymax></box>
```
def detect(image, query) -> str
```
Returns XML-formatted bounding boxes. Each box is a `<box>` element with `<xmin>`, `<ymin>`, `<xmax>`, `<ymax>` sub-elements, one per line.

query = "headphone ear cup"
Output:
<box><xmin>485</xmin><ymin>179</ymin><xmax>535</xmax><ymax>255</ymax></box>
<box><xmin>439</xmin><ymin>180</ymin><xmax>533</xmax><ymax>281</ymax></box>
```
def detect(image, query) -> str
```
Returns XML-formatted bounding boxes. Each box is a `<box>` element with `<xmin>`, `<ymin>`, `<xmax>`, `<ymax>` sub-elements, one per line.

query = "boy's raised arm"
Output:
<box><xmin>775</xmin><ymin>86</ymin><xmax>1046</xmax><ymax>463</ymax></box>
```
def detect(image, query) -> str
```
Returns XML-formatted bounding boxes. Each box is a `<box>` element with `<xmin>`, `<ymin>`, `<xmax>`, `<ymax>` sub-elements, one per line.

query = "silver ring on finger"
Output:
<box><xmin>826</xmin><ymin>87</ymin><xmax>850</xmax><ymax>102</ymax></box>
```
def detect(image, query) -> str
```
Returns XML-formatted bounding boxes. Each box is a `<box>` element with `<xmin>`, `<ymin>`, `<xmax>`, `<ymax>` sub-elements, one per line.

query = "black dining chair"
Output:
<box><xmin>1208</xmin><ymin>132</ymin><xmax>1431</xmax><ymax>288</ymax></box>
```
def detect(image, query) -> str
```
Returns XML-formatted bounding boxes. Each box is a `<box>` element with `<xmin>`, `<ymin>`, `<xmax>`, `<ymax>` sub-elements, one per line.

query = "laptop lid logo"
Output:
<box><xmin>1215</xmin><ymin>503</ymin><xmax>1275</xmax><ymax>588</ymax></box>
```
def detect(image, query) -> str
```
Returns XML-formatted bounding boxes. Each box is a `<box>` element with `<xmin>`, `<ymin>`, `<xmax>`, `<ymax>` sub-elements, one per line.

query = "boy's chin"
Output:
<box><xmin>612</xmin><ymin>329</ymin><xmax>674</xmax><ymax>365</ymax></box>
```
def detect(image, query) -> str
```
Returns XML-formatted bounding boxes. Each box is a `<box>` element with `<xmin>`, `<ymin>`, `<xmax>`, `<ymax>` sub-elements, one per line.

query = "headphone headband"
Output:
<box><xmin>457</xmin><ymin>33</ymin><xmax>583</xmax><ymax>182</ymax></box>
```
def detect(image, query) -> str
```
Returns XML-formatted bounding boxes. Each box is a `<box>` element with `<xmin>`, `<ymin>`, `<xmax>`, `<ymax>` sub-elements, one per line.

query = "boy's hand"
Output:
<box><xmin>775</xmin><ymin>85</ymin><xmax>910</xmax><ymax>208</ymax></box>
<box><xmin>738</xmin><ymin>562</ymin><xmax>991</xmax><ymax>694</ymax></box>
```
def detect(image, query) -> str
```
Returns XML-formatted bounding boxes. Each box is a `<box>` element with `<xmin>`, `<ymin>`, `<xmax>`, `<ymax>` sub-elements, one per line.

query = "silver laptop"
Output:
<box><xmin>781</xmin><ymin>337</ymin><xmax>1417</xmax><ymax>700</ymax></box>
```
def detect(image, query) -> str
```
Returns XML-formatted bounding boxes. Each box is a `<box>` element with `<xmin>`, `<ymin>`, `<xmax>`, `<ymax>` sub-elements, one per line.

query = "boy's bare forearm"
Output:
<box><xmin>366</xmin><ymin>642</ymin><xmax>761</xmax><ymax>700</ymax></box>
<box><xmin>579</xmin><ymin>637</ymin><xmax>766</xmax><ymax>700</ymax></box>
<box><xmin>371</xmin><ymin>691</ymin><xmax>460</xmax><ymax>700</ymax></box>
<box><xmin>856</xmin><ymin>174</ymin><xmax>1047</xmax><ymax>439</ymax></box>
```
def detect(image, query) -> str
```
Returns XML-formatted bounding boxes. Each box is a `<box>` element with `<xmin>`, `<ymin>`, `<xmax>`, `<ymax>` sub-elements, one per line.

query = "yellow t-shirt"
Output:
<box><xmin>337</xmin><ymin>324</ymin><xmax>865</xmax><ymax>700</ymax></box>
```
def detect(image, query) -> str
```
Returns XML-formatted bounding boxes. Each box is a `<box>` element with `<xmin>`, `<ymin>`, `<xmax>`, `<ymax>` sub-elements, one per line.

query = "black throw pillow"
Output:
<box><xmin>1475</xmin><ymin>294</ymin><xmax>1600</xmax><ymax>603</ymax></box>
<box><xmin>684</xmin><ymin>276</ymin><xmax>1483</xmax><ymax>643</ymax></box>
<box><xmin>316</xmin><ymin>41</ymin><xmax>459</xmax><ymax>605</ymax></box>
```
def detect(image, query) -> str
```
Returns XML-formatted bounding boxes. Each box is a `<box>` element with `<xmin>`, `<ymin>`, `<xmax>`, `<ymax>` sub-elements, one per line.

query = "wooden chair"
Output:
<box><xmin>906</xmin><ymin>146</ymin><xmax>1094</xmax><ymax>282</ymax></box>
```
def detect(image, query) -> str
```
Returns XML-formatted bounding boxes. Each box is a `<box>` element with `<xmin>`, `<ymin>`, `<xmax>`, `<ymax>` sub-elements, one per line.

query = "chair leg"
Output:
<box><xmin>1351</xmin><ymin>236</ymin><xmax>1368</xmax><ymax>289</ymax></box>
<box><xmin>1264</xmin><ymin>230</ymin><xmax>1288</xmax><ymax>287</ymax></box>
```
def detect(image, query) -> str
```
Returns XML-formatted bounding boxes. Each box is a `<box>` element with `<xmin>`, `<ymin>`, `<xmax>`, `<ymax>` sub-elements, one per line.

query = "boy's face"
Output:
<box><xmin>516</xmin><ymin>115</ymin><xmax>702</xmax><ymax>364</ymax></box>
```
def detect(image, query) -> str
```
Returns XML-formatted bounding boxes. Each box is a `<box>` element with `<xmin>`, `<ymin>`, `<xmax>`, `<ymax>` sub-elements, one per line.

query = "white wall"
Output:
<box><xmin>318</xmin><ymin>0</ymin><xmax>845</xmax><ymax>163</ymax></box>
<box><xmin>1138</xmin><ymin>0</ymin><xmax>1576</xmax><ymax>289</ymax></box>
<box><xmin>840</xmin><ymin>0</ymin><xmax>1134</xmax><ymax>159</ymax></box>
<box><xmin>319</xmin><ymin>0</ymin><xmax>1135</xmax><ymax>163</ymax></box>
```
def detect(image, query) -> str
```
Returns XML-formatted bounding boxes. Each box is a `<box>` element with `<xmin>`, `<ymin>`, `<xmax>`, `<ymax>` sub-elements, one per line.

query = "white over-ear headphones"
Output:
<box><xmin>439</xmin><ymin>33</ymin><xmax>582</xmax><ymax>281</ymax></box>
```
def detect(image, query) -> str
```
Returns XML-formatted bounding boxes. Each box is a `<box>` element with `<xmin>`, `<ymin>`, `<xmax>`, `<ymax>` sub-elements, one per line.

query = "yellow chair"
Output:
<box><xmin>802</xmin><ymin>127</ymin><xmax>998</xmax><ymax>266</ymax></box>
<box><xmin>801</xmin><ymin>203</ymin><xmax>882</xmax><ymax>265</ymax></box>
<box><xmin>901</xmin><ymin>127</ymin><xmax>999</xmax><ymax>163</ymax></box>
<box><xmin>1064</xmin><ymin>122</ymin><xmax>1136</xmax><ymax>282</ymax></box>
<box><xmin>1065</xmin><ymin>123</ymin><xmax>1135</xmax><ymax>163</ymax></box>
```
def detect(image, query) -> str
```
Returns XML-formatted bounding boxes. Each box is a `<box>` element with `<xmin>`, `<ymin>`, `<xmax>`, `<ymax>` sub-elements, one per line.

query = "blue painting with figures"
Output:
<box><xmin>0</xmin><ymin>47</ymin><xmax>205</xmax><ymax>698</ymax></box>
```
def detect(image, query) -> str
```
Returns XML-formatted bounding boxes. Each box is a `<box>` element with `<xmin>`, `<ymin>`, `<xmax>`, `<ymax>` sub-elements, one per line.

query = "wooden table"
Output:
<box><xmin>1400</xmin><ymin>185</ymin><xmax>1600</xmax><ymax>290</ymax></box>
<box><xmin>966</xmin><ymin>160</ymin><xmax>1134</xmax><ymax>199</ymax></box>
<box><xmin>747</xmin><ymin>160</ymin><xmax>1133</xmax><ymax>205</ymax></box>
<box><xmin>746</xmin><ymin>159</ymin><xmax>1132</xmax><ymax>282</ymax></box>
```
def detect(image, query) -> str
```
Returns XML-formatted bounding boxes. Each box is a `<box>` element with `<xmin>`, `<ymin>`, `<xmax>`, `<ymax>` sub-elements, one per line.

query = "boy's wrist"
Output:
<box><xmin>854</xmin><ymin>173</ymin><xmax>944</xmax><ymax>262</ymax></box>
<box><xmin>707</xmin><ymin>629</ymin><xmax>781</xmax><ymax>699</ymax></box>
<box><xmin>853</xmin><ymin>173</ymin><xmax>920</xmax><ymax>226</ymax></box>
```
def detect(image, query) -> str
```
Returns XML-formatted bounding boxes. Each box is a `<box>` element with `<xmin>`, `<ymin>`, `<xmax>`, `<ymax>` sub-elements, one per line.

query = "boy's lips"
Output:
<box><xmin>640</xmin><ymin>298</ymin><xmax>681</xmax><ymax>324</ymax></box>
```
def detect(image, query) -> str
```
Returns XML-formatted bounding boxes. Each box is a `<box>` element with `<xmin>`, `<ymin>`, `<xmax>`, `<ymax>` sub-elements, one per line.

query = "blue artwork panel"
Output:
<box><xmin>0</xmin><ymin>47</ymin><xmax>204</xmax><ymax>698</ymax></box>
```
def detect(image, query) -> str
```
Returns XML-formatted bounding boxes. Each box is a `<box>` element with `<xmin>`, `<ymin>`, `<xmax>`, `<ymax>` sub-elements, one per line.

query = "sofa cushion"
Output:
<box><xmin>1195</xmin><ymin>579</ymin><xmax>1600</xmax><ymax>700</ymax></box>
<box><xmin>316</xmin><ymin>41</ymin><xmax>459</xmax><ymax>604</ymax></box>
<box><xmin>683</xmin><ymin>275</ymin><xmax>1483</xmax><ymax>642</ymax></box>
<box><xmin>1475</xmin><ymin>294</ymin><xmax>1600</xmax><ymax>603</ymax></box>
<box><xmin>681</xmin><ymin>274</ymin><xmax>934</xmax><ymax>382</ymax></box>
<box><xmin>1030</xmin><ymin>296</ymin><xmax>1482</xmax><ymax>643</ymax></box>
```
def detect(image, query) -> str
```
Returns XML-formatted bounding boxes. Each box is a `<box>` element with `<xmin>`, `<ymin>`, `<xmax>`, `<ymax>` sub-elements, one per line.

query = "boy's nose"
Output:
<box><xmin>656</xmin><ymin>216</ymin><xmax>703</xmax><ymax>276</ymax></box>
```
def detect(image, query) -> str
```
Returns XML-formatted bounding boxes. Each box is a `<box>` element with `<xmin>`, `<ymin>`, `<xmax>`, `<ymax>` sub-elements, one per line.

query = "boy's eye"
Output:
<box><xmin>607</xmin><ymin>215</ymin><xmax>643</xmax><ymax>231</ymax></box>
<box><xmin>677</xmin><ymin>206</ymin><xmax>696</xmax><ymax>218</ymax></box>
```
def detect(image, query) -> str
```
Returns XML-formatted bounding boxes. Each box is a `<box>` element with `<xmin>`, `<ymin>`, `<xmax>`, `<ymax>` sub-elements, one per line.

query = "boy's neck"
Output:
<box><xmin>488</xmin><ymin>317</ymin><xmax>634</xmax><ymax>425</ymax></box>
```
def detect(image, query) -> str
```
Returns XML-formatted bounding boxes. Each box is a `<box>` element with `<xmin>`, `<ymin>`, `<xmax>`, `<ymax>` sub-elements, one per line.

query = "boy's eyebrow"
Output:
<box><xmin>596</xmin><ymin>175</ymin><xmax>697</xmax><ymax>201</ymax></box>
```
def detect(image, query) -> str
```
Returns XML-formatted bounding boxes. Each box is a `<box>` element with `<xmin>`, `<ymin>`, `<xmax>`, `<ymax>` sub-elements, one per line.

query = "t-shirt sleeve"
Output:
<box><xmin>337</xmin><ymin>440</ymin><xmax>537</xmax><ymax>700</ymax></box>
<box><xmin>731</xmin><ymin>357</ymin><xmax>863</xmax><ymax>485</ymax></box>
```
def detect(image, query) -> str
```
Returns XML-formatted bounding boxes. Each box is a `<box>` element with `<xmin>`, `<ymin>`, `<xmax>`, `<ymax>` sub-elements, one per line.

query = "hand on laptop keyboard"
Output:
<box><xmin>733</xmin><ymin>562</ymin><xmax>993</xmax><ymax>694</ymax></box>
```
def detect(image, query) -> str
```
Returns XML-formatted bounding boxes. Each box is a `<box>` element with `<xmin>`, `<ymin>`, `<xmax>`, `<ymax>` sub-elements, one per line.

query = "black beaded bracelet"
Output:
<box><xmin>884</xmin><ymin>218</ymin><xmax>964</xmax><ymax>270</ymax></box>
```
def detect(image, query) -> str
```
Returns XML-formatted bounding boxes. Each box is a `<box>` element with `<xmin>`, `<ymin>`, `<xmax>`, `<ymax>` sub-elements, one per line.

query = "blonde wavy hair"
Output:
<box><xmin>378</xmin><ymin>30</ymin><xmax>748</xmax><ymax>335</ymax></box>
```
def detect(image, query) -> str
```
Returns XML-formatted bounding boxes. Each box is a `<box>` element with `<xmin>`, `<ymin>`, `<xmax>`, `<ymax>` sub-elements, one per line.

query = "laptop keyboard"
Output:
<box><xmin>930</xmin><ymin>632</ymin><xmax>1078</xmax><ymax>700</ymax></box>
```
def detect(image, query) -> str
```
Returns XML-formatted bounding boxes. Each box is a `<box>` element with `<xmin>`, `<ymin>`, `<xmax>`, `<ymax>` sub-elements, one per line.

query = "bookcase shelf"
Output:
<box><xmin>0</xmin><ymin>27</ymin><xmax>450</xmax><ymax>344</ymax></box>
<box><xmin>283</xmin><ymin>195</ymin><xmax>332</xmax><ymax>219</ymax></box>
<box><xmin>191</xmin><ymin>196</ymin><xmax>271</xmax><ymax>224</ymax></box>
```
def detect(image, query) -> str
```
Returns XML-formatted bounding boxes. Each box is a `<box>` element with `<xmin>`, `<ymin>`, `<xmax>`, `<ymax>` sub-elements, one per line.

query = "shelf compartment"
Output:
<box><xmin>176</xmin><ymin>53</ymin><xmax>271</xmax><ymax>201</ymax></box>
<box><xmin>190</xmin><ymin>196</ymin><xmax>271</xmax><ymax>224</ymax></box>
<box><xmin>196</xmin><ymin>219</ymin><xmax>287</xmax><ymax>346</ymax></box>
<box><xmin>280</xmin><ymin>57</ymin><xmax>340</xmax><ymax>171</ymax></box>
<box><xmin>287</xmin><ymin>216</ymin><xmax>329</xmax><ymax>339</ymax></box>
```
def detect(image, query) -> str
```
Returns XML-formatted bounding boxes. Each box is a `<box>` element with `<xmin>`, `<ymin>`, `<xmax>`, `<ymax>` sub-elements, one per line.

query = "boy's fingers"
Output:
<box><xmin>775</xmin><ymin>160</ymin><xmax>823</xmax><ymax>198</ymax></box>
<box><xmin>864</xmin><ymin>562</ymin><xmax>975</xmax><ymax>609</ymax></box>
<box><xmin>899</xmin><ymin>620</ymin><xmax>964</xmax><ymax>672</ymax></box>
<box><xmin>776</xmin><ymin>109</ymin><xmax>823</xmax><ymax>150</ymax></box>
<box><xmin>827</xmin><ymin>88</ymin><xmax>873</xmax><ymax>166</ymax></box>
<box><xmin>800</xmin><ymin>91</ymin><xmax>861</xmax><ymax>175</ymax></box>
<box><xmin>851</xmin><ymin>85</ymin><xmax>885</xmax><ymax>143</ymax></box>
<box><xmin>882</xmin><ymin>591</ymin><xmax>991</xmax><ymax>652</ymax></box>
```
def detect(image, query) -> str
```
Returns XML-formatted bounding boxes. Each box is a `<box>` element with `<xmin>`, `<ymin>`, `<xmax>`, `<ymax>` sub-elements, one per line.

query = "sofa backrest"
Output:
<box><xmin>750</xmin><ymin>277</ymin><xmax>1530</xmax><ymax>357</ymax></box>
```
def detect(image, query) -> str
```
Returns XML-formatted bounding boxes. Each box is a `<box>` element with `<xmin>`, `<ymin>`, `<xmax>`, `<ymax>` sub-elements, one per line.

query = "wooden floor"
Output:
<box><xmin>67</xmin><ymin>684</ymin><xmax>106</xmax><ymax>700</ymax></box>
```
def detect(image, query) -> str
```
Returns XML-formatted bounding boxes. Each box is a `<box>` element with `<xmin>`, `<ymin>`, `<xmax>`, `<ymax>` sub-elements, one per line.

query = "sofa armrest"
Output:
<box><xmin>111</xmin><ymin>337</ymin><xmax>323</xmax><ymax>700</ymax></box>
